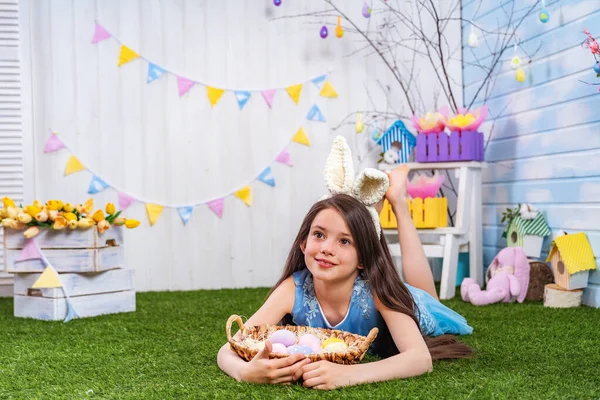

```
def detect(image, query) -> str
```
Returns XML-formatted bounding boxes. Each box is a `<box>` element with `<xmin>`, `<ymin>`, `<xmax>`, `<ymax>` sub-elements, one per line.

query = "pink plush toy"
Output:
<box><xmin>461</xmin><ymin>247</ymin><xmax>530</xmax><ymax>306</ymax></box>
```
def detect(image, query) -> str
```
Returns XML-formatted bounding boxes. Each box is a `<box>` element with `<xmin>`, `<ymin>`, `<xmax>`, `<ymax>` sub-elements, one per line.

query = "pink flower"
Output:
<box><xmin>443</xmin><ymin>105</ymin><xmax>488</xmax><ymax>132</ymax></box>
<box><xmin>406</xmin><ymin>172</ymin><xmax>445</xmax><ymax>199</ymax></box>
<box><xmin>411</xmin><ymin>108</ymin><xmax>448</xmax><ymax>134</ymax></box>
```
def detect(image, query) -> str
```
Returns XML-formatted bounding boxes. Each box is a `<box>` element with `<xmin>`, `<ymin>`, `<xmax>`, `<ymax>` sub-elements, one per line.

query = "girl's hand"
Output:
<box><xmin>294</xmin><ymin>360</ymin><xmax>355</xmax><ymax>390</ymax></box>
<box><xmin>385</xmin><ymin>165</ymin><xmax>410</xmax><ymax>208</ymax></box>
<box><xmin>239</xmin><ymin>340</ymin><xmax>312</xmax><ymax>385</ymax></box>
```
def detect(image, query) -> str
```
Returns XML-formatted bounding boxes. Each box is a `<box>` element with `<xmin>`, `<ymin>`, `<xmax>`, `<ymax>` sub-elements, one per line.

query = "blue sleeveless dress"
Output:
<box><xmin>290</xmin><ymin>269</ymin><xmax>472</xmax><ymax>356</ymax></box>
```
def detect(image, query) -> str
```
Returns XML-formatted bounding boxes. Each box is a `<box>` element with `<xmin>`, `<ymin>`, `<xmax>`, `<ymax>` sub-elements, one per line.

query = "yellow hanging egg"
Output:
<box><xmin>335</xmin><ymin>16</ymin><xmax>344</xmax><ymax>38</ymax></box>
<box><xmin>516</xmin><ymin>67</ymin><xmax>525</xmax><ymax>83</ymax></box>
<box><xmin>355</xmin><ymin>112</ymin><xmax>365</xmax><ymax>133</ymax></box>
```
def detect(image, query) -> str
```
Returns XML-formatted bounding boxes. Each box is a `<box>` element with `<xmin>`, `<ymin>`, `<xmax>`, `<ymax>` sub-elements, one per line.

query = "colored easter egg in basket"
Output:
<box><xmin>298</xmin><ymin>333</ymin><xmax>322</xmax><ymax>354</ymax></box>
<box><xmin>320</xmin><ymin>25</ymin><xmax>329</xmax><ymax>39</ymax></box>
<box><xmin>323</xmin><ymin>342</ymin><xmax>349</xmax><ymax>353</ymax></box>
<box><xmin>287</xmin><ymin>344</ymin><xmax>314</xmax><ymax>356</ymax></box>
<box><xmin>271</xmin><ymin>343</ymin><xmax>288</xmax><ymax>354</ymax></box>
<box><xmin>321</xmin><ymin>337</ymin><xmax>346</xmax><ymax>349</ymax></box>
<box><xmin>270</xmin><ymin>329</ymin><xmax>296</xmax><ymax>347</ymax></box>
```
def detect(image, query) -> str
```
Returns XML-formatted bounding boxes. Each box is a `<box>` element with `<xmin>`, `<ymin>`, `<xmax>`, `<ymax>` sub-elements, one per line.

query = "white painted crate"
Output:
<box><xmin>14</xmin><ymin>268</ymin><xmax>136</xmax><ymax>321</ymax></box>
<box><xmin>3</xmin><ymin>227</ymin><xmax>124</xmax><ymax>273</ymax></box>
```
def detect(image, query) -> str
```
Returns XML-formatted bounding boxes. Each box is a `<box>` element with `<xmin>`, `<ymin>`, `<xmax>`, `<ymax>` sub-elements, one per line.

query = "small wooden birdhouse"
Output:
<box><xmin>546</xmin><ymin>232</ymin><xmax>597</xmax><ymax>291</ymax></box>
<box><xmin>376</xmin><ymin>120</ymin><xmax>417</xmax><ymax>163</ymax></box>
<box><xmin>504</xmin><ymin>213</ymin><xmax>551</xmax><ymax>258</ymax></box>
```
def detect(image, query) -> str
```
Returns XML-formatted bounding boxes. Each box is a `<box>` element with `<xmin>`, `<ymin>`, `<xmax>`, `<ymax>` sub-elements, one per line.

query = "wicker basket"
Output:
<box><xmin>226</xmin><ymin>314</ymin><xmax>378</xmax><ymax>365</ymax></box>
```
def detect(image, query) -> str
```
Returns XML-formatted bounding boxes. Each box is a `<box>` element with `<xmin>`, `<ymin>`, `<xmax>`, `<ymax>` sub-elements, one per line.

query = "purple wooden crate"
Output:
<box><xmin>416</xmin><ymin>131</ymin><xmax>484</xmax><ymax>162</ymax></box>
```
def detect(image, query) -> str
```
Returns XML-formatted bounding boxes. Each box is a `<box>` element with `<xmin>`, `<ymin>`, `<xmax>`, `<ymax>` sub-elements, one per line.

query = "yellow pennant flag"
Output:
<box><xmin>207</xmin><ymin>86</ymin><xmax>225</xmax><ymax>107</ymax></box>
<box><xmin>64</xmin><ymin>156</ymin><xmax>85</xmax><ymax>176</ymax></box>
<box><xmin>118</xmin><ymin>45</ymin><xmax>139</xmax><ymax>67</ymax></box>
<box><xmin>145</xmin><ymin>203</ymin><xmax>164</xmax><ymax>226</ymax></box>
<box><xmin>292</xmin><ymin>127</ymin><xmax>311</xmax><ymax>146</ymax></box>
<box><xmin>235</xmin><ymin>186</ymin><xmax>252</xmax><ymax>206</ymax></box>
<box><xmin>32</xmin><ymin>266</ymin><xmax>62</xmax><ymax>289</ymax></box>
<box><xmin>320</xmin><ymin>81</ymin><xmax>338</xmax><ymax>98</ymax></box>
<box><xmin>285</xmin><ymin>84</ymin><xmax>303</xmax><ymax>105</ymax></box>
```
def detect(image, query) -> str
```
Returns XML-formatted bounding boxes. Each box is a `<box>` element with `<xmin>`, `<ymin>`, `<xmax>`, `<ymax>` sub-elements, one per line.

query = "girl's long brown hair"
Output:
<box><xmin>270</xmin><ymin>194</ymin><xmax>471</xmax><ymax>361</ymax></box>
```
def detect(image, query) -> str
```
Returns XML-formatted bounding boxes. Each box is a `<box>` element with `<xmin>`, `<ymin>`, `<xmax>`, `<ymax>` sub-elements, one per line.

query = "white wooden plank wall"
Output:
<box><xmin>17</xmin><ymin>0</ymin><xmax>461</xmax><ymax>291</ymax></box>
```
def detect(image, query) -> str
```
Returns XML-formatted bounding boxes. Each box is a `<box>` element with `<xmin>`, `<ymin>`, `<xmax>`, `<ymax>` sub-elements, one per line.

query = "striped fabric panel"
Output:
<box><xmin>552</xmin><ymin>232</ymin><xmax>597</xmax><ymax>274</ymax></box>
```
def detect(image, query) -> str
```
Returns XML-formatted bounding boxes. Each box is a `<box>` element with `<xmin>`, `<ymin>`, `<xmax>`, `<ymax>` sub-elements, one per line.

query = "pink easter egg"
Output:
<box><xmin>298</xmin><ymin>334</ymin><xmax>322</xmax><ymax>354</ymax></box>
<box><xmin>269</xmin><ymin>329</ymin><xmax>296</xmax><ymax>347</ymax></box>
<box><xmin>271</xmin><ymin>343</ymin><xmax>288</xmax><ymax>354</ymax></box>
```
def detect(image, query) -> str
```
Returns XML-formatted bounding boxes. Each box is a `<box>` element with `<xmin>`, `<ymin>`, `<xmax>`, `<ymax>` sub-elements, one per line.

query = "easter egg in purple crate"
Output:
<box><xmin>269</xmin><ymin>329</ymin><xmax>296</xmax><ymax>347</ymax></box>
<box><xmin>287</xmin><ymin>345</ymin><xmax>314</xmax><ymax>356</ymax></box>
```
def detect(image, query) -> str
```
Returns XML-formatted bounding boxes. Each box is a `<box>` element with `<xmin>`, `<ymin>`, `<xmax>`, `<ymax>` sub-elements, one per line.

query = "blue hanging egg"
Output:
<box><xmin>273</xmin><ymin>0</ymin><xmax>281</xmax><ymax>6</ymax></box>
<box><xmin>539</xmin><ymin>9</ymin><xmax>549</xmax><ymax>23</ymax></box>
<box><xmin>371</xmin><ymin>128</ymin><xmax>381</xmax><ymax>142</ymax></box>
<box><xmin>594</xmin><ymin>61</ymin><xmax>600</xmax><ymax>74</ymax></box>
<box><xmin>320</xmin><ymin>25</ymin><xmax>328</xmax><ymax>39</ymax></box>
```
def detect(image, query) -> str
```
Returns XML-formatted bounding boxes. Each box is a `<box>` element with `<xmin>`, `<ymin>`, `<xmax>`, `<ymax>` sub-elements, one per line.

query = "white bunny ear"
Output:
<box><xmin>352</xmin><ymin>168</ymin><xmax>389</xmax><ymax>206</ymax></box>
<box><xmin>324</xmin><ymin>136</ymin><xmax>355</xmax><ymax>195</ymax></box>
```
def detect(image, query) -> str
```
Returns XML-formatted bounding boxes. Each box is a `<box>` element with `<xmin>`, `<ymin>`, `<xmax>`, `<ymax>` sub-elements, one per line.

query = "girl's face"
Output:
<box><xmin>301</xmin><ymin>208</ymin><xmax>361</xmax><ymax>283</ymax></box>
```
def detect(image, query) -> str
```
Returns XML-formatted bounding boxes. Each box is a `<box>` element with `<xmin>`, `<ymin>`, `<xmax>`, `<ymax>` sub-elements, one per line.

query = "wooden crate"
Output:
<box><xmin>14</xmin><ymin>268</ymin><xmax>135</xmax><ymax>321</ymax></box>
<box><xmin>416</xmin><ymin>131</ymin><xmax>484</xmax><ymax>162</ymax></box>
<box><xmin>3</xmin><ymin>227</ymin><xmax>124</xmax><ymax>273</ymax></box>
<box><xmin>379</xmin><ymin>198</ymin><xmax>448</xmax><ymax>229</ymax></box>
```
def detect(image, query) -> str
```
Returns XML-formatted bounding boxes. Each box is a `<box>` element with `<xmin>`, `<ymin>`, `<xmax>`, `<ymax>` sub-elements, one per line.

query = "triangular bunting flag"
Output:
<box><xmin>88</xmin><ymin>176</ymin><xmax>109</xmax><ymax>194</ymax></box>
<box><xmin>145</xmin><ymin>203</ymin><xmax>164</xmax><ymax>226</ymax></box>
<box><xmin>319</xmin><ymin>81</ymin><xmax>338</xmax><ymax>98</ymax></box>
<box><xmin>258</xmin><ymin>167</ymin><xmax>276</xmax><ymax>187</ymax></box>
<box><xmin>234</xmin><ymin>186</ymin><xmax>252</xmax><ymax>206</ymax></box>
<box><xmin>63</xmin><ymin>298</ymin><xmax>78</xmax><ymax>323</ymax></box>
<box><xmin>261</xmin><ymin>89</ymin><xmax>276</xmax><ymax>108</ymax></box>
<box><xmin>306</xmin><ymin>104</ymin><xmax>326</xmax><ymax>122</ymax></box>
<box><xmin>207</xmin><ymin>198</ymin><xmax>224</xmax><ymax>218</ymax></box>
<box><xmin>292</xmin><ymin>127</ymin><xmax>311</xmax><ymax>146</ymax></box>
<box><xmin>147</xmin><ymin>63</ymin><xmax>166</xmax><ymax>83</ymax></box>
<box><xmin>118</xmin><ymin>192</ymin><xmax>136</xmax><ymax>211</ymax></box>
<box><xmin>44</xmin><ymin>134</ymin><xmax>65</xmax><ymax>153</ymax></box>
<box><xmin>117</xmin><ymin>45</ymin><xmax>139</xmax><ymax>67</ymax></box>
<box><xmin>275</xmin><ymin>149</ymin><xmax>293</xmax><ymax>166</ymax></box>
<box><xmin>177</xmin><ymin>206</ymin><xmax>194</xmax><ymax>225</ymax></box>
<box><xmin>285</xmin><ymin>84</ymin><xmax>303</xmax><ymax>105</ymax></box>
<box><xmin>64</xmin><ymin>156</ymin><xmax>85</xmax><ymax>176</ymax></box>
<box><xmin>312</xmin><ymin>75</ymin><xmax>327</xmax><ymax>89</ymax></box>
<box><xmin>32</xmin><ymin>266</ymin><xmax>62</xmax><ymax>289</ymax></box>
<box><xmin>177</xmin><ymin>76</ymin><xmax>195</xmax><ymax>96</ymax></box>
<box><xmin>91</xmin><ymin>23</ymin><xmax>111</xmax><ymax>44</ymax></box>
<box><xmin>207</xmin><ymin>86</ymin><xmax>225</xmax><ymax>107</ymax></box>
<box><xmin>17</xmin><ymin>239</ymin><xmax>42</xmax><ymax>262</ymax></box>
<box><xmin>234</xmin><ymin>91</ymin><xmax>251</xmax><ymax>110</ymax></box>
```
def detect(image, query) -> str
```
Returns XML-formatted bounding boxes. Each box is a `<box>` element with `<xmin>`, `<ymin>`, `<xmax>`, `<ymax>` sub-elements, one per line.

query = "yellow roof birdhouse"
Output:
<box><xmin>546</xmin><ymin>232</ymin><xmax>596</xmax><ymax>291</ymax></box>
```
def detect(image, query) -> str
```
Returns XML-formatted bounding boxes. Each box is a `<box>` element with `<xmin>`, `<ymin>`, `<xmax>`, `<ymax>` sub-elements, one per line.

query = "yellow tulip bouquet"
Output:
<box><xmin>0</xmin><ymin>197</ymin><xmax>140</xmax><ymax>239</ymax></box>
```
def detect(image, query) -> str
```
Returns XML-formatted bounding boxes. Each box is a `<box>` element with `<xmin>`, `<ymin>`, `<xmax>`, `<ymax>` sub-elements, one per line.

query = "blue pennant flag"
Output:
<box><xmin>235</xmin><ymin>91</ymin><xmax>251</xmax><ymax>110</ymax></box>
<box><xmin>258</xmin><ymin>167</ymin><xmax>275</xmax><ymax>187</ymax></box>
<box><xmin>306</xmin><ymin>104</ymin><xmax>326</xmax><ymax>122</ymax></box>
<box><xmin>88</xmin><ymin>176</ymin><xmax>109</xmax><ymax>194</ymax></box>
<box><xmin>312</xmin><ymin>75</ymin><xmax>327</xmax><ymax>89</ymax></box>
<box><xmin>147</xmin><ymin>63</ymin><xmax>166</xmax><ymax>83</ymax></box>
<box><xmin>177</xmin><ymin>206</ymin><xmax>194</xmax><ymax>225</ymax></box>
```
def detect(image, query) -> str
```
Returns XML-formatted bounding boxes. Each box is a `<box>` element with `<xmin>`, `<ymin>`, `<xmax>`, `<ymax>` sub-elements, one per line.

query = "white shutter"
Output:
<box><xmin>0</xmin><ymin>0</ymin><xmax>22</xmax><ymax>295</ymax></box>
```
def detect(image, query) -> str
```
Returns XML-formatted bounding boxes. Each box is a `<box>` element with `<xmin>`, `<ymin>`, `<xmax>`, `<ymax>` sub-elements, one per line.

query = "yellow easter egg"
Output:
<box><xmin>516</xmin><ymin>67</ymin><xmax>525</xmax><ymax>83</ymax></box>
<box><xmin>321</xmin><ymin>337</ymin><xmax>346</xmax><ymax>349</ymax></box>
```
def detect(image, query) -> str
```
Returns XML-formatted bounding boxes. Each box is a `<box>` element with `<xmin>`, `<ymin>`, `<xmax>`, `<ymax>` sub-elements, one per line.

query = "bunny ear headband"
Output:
<box><xmin>322</xmin><ymin>136</ymin><xmax>390</xmax><ymax>237</ymax></box>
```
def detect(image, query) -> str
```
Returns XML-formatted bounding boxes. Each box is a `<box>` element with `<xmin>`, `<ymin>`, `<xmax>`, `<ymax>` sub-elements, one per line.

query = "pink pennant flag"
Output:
<box><xmin>177</xmin><ymin>76</ymin><xmax>195</xmax><ymax>97</ymax></box>
<box><xmin>91</xmin><ymin>23</ymin><xmax>111</xmax><ymax>44</ymax></box>
<box><xmin>261</xmin><ymin>89</ymin><xmax>276</xmax><ymax>108</ymax></box>
<box><xmin>118</xmin><ymin>192</ymin><xmax>137</xmax><ymax>211</ymax></box>
<box><xmin>276</xmin><ymin>149</ymin><xmax>293</xmax><ymax>166</ymax></box>
<box><xmin>43</xmin><ymin>134</ymin><xmax>65</xmax><ymax>153</ymax></box>
<box><xmin>207</xmin><ymin>198</ymin><xmax>224</xmax><ymax>219</ymax></box>
<box><xmin>17</xmin><ymin>239</ymin><xmax>43</xmax><ymax>262</ymax></box>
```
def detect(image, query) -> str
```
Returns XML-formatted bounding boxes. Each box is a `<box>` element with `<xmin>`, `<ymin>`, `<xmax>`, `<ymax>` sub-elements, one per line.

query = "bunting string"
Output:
<box><xmin>91</xmin><ymin>22</ymin><xmax>339</xmax><ymax>108</ymax></box>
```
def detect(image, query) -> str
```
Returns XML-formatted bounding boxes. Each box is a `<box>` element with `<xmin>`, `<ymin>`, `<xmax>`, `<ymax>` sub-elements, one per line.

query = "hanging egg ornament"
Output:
<box><xmin>594</xmin><ymin>61</ymin><xmax>600</xmax><ymax>74</ymax></box>
<box><xmin>510</xmin><ymin>56</ymin><xmax>522</xmax><ymax>70</ymax></box>
<box><xmin>468</xmin><ymin>31</ymin><xmax>479</xmax><ymax>48</ymax></box>
<box><xmin>516</xmin><ymin>67</ymin><xmax>526</xmax><ymax>83</ymax></box>
<box><xmin>355</xmin><ymin>113</ymin><xmax>365</xmax><ymax>133</ymax></box>
<box><xmin>320</xmin><ymin>25</ymin><xmax>329</xmax><ymax>39</ymax></box>
<box><xmin>335</xmin><ymin>16</ymin><xmax>344</xmax><ymax>38</ymax></box>
<box><xmin>371</xmin><ymin>126</ymin><xmax>382</xmax><ymax>142</ymax></box>
<box><xmin>362</xmin><ymin>2</ymin><xmax>371</xmax><ymax>18</ymax></box>
<box><xmin>273</xmin><ymin>0</ymin><xmax>282</xmax><ymax>6</ymax></box>
<box><xmin>539</xmin><ymin>9</ymin><xmax>549</xmax><ymax>23</ymax></box>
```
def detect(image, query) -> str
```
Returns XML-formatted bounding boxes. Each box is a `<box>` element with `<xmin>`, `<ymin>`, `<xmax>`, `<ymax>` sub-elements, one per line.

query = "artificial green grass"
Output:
<box><xmin>0</xmin><ymin>288</ymin><xmax>599</xmax><ymax>399</ymax></box>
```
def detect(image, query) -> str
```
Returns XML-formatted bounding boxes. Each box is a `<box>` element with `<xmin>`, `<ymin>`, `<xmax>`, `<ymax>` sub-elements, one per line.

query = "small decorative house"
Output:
<box><xmin>376</xmin><ymin>120</ymin><xmax>417</xmax><ymax>163</ymax></box>
<box><xmin>546</xmin><ymin>232</ymin><xmax>596</xmax><ymax>291</ymax></box>
<box><xmin>503</xmin><ymin>207</ymin><xmax>551</xmax><ymax>258</ymax></box>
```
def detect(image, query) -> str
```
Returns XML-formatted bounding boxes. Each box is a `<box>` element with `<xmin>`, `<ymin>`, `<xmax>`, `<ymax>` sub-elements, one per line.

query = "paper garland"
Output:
<box><xmin>44</xmin><ymin>126</ymin><xmax>318</xmax><ymax>227</ymax></box>
<box><xmin>15</xmin><ymin>239</ymin><xmax>78</xmax><ymax>323</ymax></box>
<box><xmin>91</xmin><ymin>22</ymin><xmax>338</xmax><ymax>108</ymax></box>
